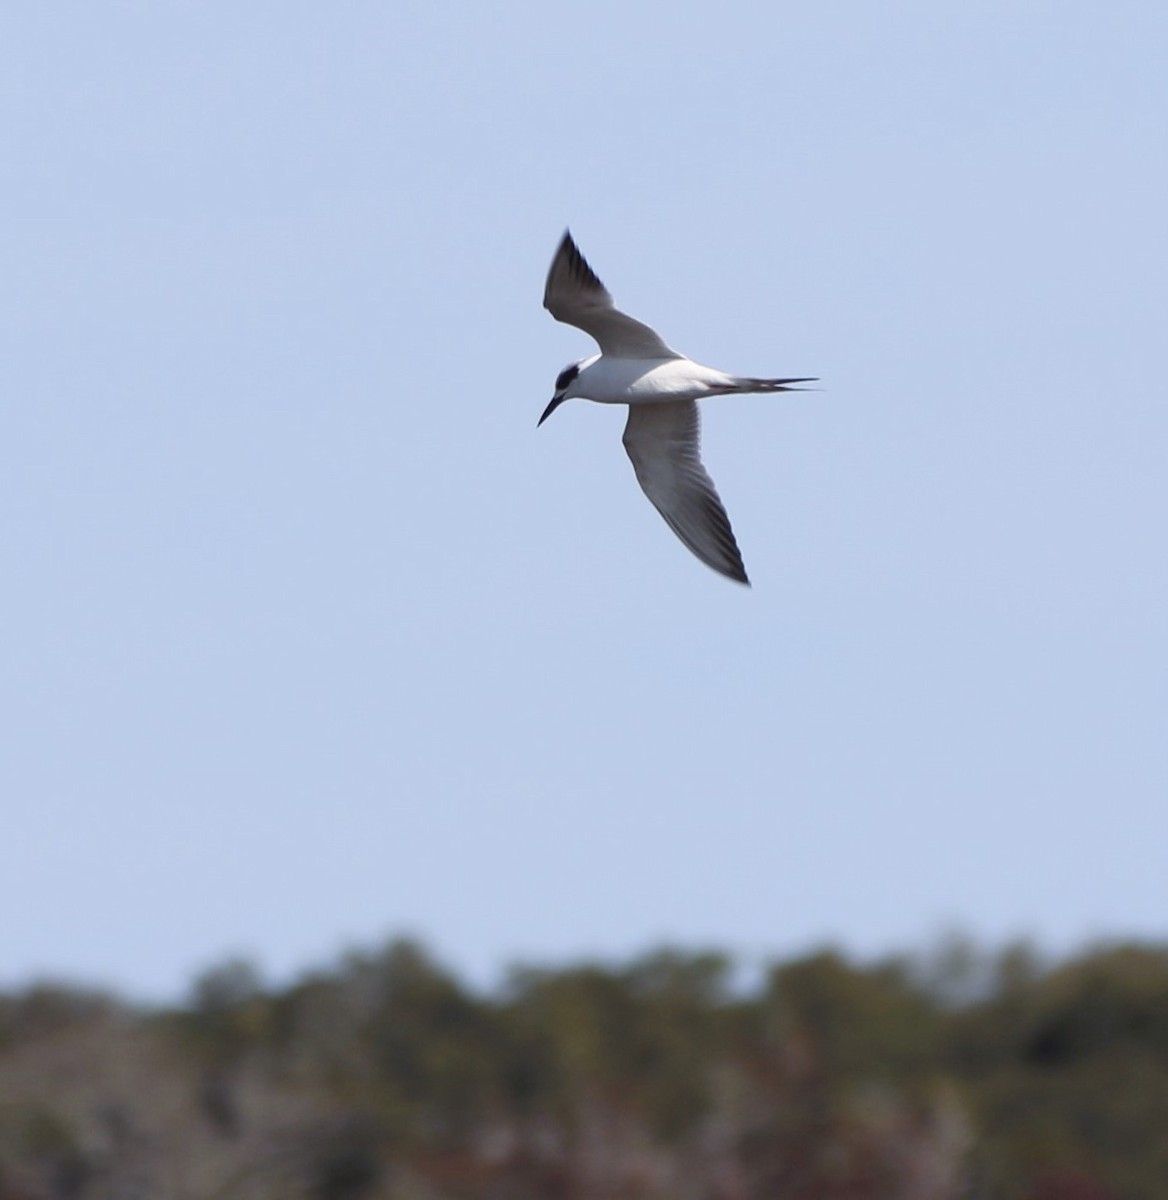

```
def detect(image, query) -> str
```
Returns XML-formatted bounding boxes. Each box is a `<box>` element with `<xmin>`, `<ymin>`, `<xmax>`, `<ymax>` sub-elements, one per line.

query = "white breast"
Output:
<box><xmin>573</xmin><ymin>356</ymin><xmax>733</xmax><ymax>405</ymax></box>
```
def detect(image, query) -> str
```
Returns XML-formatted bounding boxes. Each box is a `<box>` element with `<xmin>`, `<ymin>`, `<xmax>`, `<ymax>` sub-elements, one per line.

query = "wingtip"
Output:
<box><xmin>712</xmin><ymin>560</ymin><xmax>751</xmax><ymax>586</ymax></box>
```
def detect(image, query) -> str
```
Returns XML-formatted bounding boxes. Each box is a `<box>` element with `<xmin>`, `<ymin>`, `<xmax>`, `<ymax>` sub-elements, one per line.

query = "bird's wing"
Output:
<box><xmin>622</xmin><ymin>401</ymin><xmax>749</xmax><ymax>584</ymax></box>
<box><xmin>543</xmin><ymin>231</ymin><xmax>682</xmax><ymax>360</ymax></box>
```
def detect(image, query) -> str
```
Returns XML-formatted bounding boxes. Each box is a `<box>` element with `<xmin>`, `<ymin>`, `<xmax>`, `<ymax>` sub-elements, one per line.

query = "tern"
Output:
<box><xmin>539</xmin><ymin>231</ymin><xmax>813</xmax><ymax>585</ymax></box>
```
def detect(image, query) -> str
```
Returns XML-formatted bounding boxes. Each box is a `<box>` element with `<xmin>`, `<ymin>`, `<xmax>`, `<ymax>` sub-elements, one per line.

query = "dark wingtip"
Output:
<box><xmin>555</xmin><ymin>228</ymin><xmax>577</xmax><ymax>259</ymax></box>
<box><xmin>555</xmin><ymin>230</ymin><xmax>605</xmax><ymax>296</ymax></box>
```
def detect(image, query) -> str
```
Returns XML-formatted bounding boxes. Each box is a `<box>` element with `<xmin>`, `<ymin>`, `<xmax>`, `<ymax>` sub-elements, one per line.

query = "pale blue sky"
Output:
<box><xmin>2</xmin><ymin>4</ymin><xmax>1165</xmax><ymax>999</ymax></box>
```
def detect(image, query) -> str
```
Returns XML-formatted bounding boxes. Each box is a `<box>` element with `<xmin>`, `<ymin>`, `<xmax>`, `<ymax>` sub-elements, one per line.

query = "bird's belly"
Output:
<box><xmin>579</xmin><ymin>358</ymin><xmax>725</xmax><ymax>404</ymax></box>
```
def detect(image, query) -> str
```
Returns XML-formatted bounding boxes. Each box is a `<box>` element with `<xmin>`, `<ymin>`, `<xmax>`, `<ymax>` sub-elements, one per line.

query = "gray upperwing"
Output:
<box><xmin>543</xmin><ymin>231</ymin><xmax>681</xmax><ymax>360</ymax></box>
<box><xmin>621</xmin><ymin>401</ymin><xmax>749</xmax><ymax>584</ymax></box>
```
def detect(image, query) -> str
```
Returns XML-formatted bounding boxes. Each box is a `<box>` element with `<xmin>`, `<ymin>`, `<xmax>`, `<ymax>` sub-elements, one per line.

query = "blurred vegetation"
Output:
<box><xmin>1</xmin><ymin>936</ymin><xmax>1166</xmax><ymax>1199</ymax></box>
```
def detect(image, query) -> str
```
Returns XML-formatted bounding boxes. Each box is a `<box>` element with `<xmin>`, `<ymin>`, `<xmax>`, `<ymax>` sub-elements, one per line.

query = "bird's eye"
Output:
<box><xmin>555</xmin><ymin>364</ymin><xmax>579</xmax><ymax>391</ymax></box>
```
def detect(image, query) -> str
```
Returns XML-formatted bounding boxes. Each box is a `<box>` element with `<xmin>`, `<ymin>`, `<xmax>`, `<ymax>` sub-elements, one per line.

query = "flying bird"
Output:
<box><xmin>539</xmin><ymin>231</ymin><xmax>813</xmax><ymax>585</ymax></box>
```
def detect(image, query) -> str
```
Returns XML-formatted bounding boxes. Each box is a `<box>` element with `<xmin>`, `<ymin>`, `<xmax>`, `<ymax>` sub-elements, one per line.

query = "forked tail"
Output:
<box><xmin>717</xmin><ymin>376</ymin><xmax>817</xmax><ymax>395</ymax></box>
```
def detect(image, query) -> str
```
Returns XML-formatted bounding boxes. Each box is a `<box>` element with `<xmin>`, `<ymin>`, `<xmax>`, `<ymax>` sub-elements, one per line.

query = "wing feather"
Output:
<box><xmin>622</xmin><ymin>401</ymin><xmax>749</xmax><ymax>584</ymax></box>
<box><xmin>543</xmin><ymin>232</ymin><xmax>681</xmax><ymax>359</ymax></box>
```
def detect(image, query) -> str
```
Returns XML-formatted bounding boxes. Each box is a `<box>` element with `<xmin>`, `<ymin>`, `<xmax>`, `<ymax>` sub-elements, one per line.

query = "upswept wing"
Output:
<box><xmin>622</xmin><ymin>401</ymin><xmax>749</xmax><ymax>584</ymax></box>
<box><xmin>543</xmin><ymin>231</ymin><xmax>681</xmax><ymax>360</ymax></box>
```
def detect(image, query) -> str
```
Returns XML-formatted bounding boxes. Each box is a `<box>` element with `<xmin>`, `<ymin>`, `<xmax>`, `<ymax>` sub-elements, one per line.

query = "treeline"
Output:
<box><xmin>1</xmin><ymin>938</ymin><xmax>1167</xmax><ymax>1199</ymax></box>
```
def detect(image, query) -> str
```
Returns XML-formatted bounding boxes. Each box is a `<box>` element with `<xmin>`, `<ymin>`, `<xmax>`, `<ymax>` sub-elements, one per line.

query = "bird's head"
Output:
<box><xmin>538</xmin><ymin>359</ymin><xmax>584</xmax><ymax>426</ymax></box>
